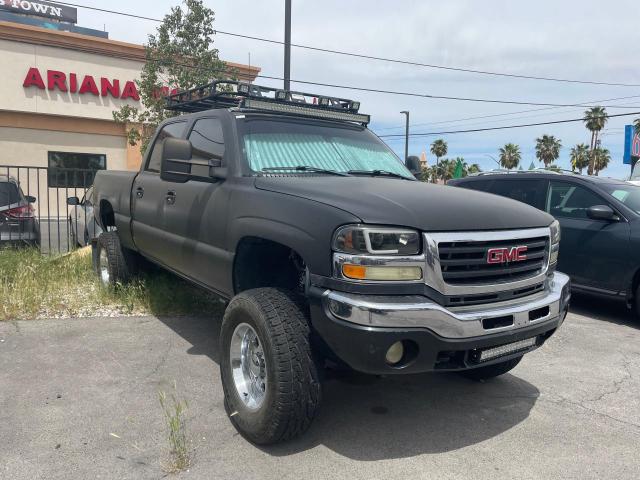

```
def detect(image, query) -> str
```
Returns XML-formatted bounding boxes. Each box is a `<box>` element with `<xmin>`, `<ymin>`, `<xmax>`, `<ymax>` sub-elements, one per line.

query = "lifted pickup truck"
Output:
<box><xmin>93</xmin><ymin>81</ymin><xmax>570</xmax><ymax>444</ymax></box>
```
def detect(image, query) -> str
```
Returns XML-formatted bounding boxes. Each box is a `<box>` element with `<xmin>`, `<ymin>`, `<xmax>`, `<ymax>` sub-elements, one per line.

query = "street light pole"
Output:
<box><xmin>485</xmin><ymin>154</ymin><xmax>500</xmax><ymax>168</ymax></box>
<box><xmin>284</xmin><ymin>0</ymin><xmax>291</xmax><ymax>91</ymax></box>
<box><xmin>400</xmin><ymin>111</ymin><xmax>409</xmax><ymax>162</ymax></box>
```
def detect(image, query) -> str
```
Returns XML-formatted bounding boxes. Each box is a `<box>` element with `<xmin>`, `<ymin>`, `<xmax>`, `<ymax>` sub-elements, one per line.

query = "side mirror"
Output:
<box><xmin>587</xmin><ymin>205</ymin><xmax>618</xmax><ymax>221</ymax></box>
<box><xmin>405</xmin><ymin>155</ymin><xmax>422</xmax><ymax>178</ymax></box>
<box><xmin>160</xmin><ymin>138</ymin><xmax>193</xmax><ymax>183</ymax></box>
<box><xmin>26</xmin><ymin>195</ymin><xmax>37</xmax><ymax>204</ymax></box>
<box><xmin>66</xmin><ymin>196</ymin><xmax>79</xmax><ymax>205</ymax></box>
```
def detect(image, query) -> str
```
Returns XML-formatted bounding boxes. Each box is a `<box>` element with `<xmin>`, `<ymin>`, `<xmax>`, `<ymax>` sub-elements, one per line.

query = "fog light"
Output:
<box><xmin>385</xmin><ymin>341</ymin><xmax>404</xmax><ymax>365</ymax></box>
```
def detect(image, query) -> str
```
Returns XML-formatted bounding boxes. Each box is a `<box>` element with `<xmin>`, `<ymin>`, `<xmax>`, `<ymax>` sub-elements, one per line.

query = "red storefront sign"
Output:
<box><xmin>23</xmin><ymin>67</ymin><xmax>140</xmax><ymax>101</ymax></box>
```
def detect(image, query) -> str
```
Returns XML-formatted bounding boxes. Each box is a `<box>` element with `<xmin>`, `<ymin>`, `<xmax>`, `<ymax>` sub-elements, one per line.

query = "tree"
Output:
<box><xmin>635</xmin><ymin>118</ymin><xmax>640</xmax><ymax>135</ymax></box>
<box><xmin>498</xmin><ymin>143</ymin><xmax>521</xmax><ymax>170</ymax></box>
<box><xmin>570</xmin><ymin>143</ymin><xmax>590</xmax><ymax>174</ymax></box>
<box><xmin>593</xmin><ymin>147</ymin><xmax>611</xmax><ymax>175</ymax></box>
<box><xmin>430</xmin><ymin>139</ymin><xmax>448</xmax><ymax>183</ymax></box>
<box><xmin>535</xmin><ymin>135</ymin><xmax>562</xmax><ymax>168</ymax></box>
<box><xmin>113</xmin><ymin>0</ymin><xmax>229</xmax><ymax>154</ymax></box>
<box><xmin>583</xmin><ymin>106</ymin><xmax>608</xmax><ymax>175</ymax></box>
<box><xmin>467</xmin><ymin>163</ymin><xmax>482</xmax><ymax>175</ymax></box>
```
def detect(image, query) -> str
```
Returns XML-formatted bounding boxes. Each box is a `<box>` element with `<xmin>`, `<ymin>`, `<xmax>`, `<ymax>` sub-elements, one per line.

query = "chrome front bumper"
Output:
<box><xmin>322</xmin><ymin>271</ymin><xmax>571</xmax><ymax>339</ymax></box>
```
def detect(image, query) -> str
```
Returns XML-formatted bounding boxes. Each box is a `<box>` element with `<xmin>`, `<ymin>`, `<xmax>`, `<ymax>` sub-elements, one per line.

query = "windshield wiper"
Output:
<box><xmin>261</xmin><ymin>166</ymin><xmax>350</xmax><ymax>176</ymax></box>
<box><xmin>347</xmin><ymin>169</ymin><xmax>413</xmax><ymax>180</ymax></box>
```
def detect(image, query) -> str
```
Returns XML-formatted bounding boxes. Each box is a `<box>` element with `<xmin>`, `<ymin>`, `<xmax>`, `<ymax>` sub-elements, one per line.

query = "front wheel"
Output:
<box><xmin>220</xmin><ymin>288</ymin><xmax>321</xmax><ymax>445</ymax></box>
<box><xmin>460</xmin><ymin>356</ymin><xmax>523</xmax><ymax>381</ymax></box>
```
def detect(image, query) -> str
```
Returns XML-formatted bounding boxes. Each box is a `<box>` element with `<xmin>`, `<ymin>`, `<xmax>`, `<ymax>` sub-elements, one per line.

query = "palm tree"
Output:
<box><xmin>435</xmin><ymin>158</ymin><xmax>452</xmax><ymax>182</ymax></box>
<box><xmin>498</xmin><ymin>143</ymin><xmax>521</xmax><ymax>170</ymax></box>
<box><xmin>570</xmin><ymin>143</ymin><xmax>590</xmax><ymax>174</ymax></box>
<box><xmin>635</xmin><ymin>118</ymin><xmax>640</xmax><ymax>135</ymax></box>
<box><xmin>593</xmin><ymin>147</ymin><xmax>611</xmax><ymax>176</ymax></box>
<box><xmin>583</xmin><ymin>106</ymin><xmax>608</xmax><ymax>175</ymax></box>
<box><xmin>535</xmin><ymin>135</ymin><xmax>562</xmax><ymax>168</ymax></box>
<box><xmin>430</xmin><ymin>139</ymin><xmax>448</xmax><ymax>183</ymax></box>
<box><xmin>467</xmin><ymin>163</ymin><xmax>482</xmax><ymax>175</ymax></box>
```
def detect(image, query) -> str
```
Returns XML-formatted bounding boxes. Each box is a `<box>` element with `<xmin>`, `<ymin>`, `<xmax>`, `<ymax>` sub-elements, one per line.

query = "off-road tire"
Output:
<box><xmin>461</xmin><ymin>356</ymin><xmax>523</xmax><ymax>381</ymax></box>
<box><xmin>93</xmin><ymin>231</ymin><xmax>132</xmax><ymax>286</ymax></box>
<box><xmin>220</xmin><ymin>288</ymin><xmax>321</xmax><ymax>445</ymax></box>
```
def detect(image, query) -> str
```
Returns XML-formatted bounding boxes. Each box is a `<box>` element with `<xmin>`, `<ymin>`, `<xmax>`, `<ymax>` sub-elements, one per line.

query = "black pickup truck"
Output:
<box><xmin>92</xmin><ymin>81</ymin><xmax>570</xmax><ymax>444</ymax></box>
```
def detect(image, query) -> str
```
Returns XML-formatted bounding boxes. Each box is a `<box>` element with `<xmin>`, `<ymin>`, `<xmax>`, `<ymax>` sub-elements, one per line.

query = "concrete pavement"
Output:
<box><xmin>1</xmin><ymin>295</ymin><xmax>639</xmax><ymax>479</ymax></box>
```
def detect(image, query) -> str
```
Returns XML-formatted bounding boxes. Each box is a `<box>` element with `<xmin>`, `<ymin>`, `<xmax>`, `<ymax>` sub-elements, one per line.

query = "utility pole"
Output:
<box><xmin>284</xmin><ymin>0</ymin><xmax>291</xmax><ymax>91</ymax></box>
<box><xmin>400</xmin><ymin>111</ymin><xmax>409</xmax><ymax>162</ymax></box>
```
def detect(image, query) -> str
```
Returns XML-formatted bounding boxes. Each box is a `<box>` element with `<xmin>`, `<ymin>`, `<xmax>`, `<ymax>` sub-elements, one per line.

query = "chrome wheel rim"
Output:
<box><xmin>230</xmin><ymin>323</ymin><xmax>267</xmax><ymax>410</ymax></box>
<box><xmin>99</xmin><ymin>249</ymin><xmax>110</xmax><ymax>285</ymax></box>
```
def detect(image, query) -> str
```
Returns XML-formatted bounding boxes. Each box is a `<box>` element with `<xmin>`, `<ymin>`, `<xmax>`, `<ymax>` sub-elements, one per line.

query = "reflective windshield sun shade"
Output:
<box><xmin>241</xmin><ymin>120</ymin><xmax>413</xmax><ymax>178</ymax></box>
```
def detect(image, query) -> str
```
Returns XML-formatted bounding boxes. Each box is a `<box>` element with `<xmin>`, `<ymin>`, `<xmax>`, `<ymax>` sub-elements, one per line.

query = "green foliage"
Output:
<box><xmin>422</xmin><ymin>156</ymin><xmax>478</xmax><ymax>183</ymax></box>
<box><xmin>592</xmin><ymin>147</ymin><xmax>611</xmax><ymax>175</ymax></box>
<box><xmin>0</xmin><ymin>247</ymin><xmax>223</xmax><ymax>321</ymax></box>
<box><xmin>583</xmin><ymin>106</ymin><xmax>608</xmax><ymax>175</ymax></box>
<box><xmin>498</xmin><ymin>143</ymin><xmax>521</xmax><ymax>170</ymax></box>
<box><xmin>112</xmin><ymin>0</ymin><xmax>229</xmax><ymax>155</ymax></box>
<box><xmin>535</xmin><ymin>135</ymin><xmax>562</xmax><ymax>168</ymax></box>
<box><xmin>159</xmin><ymin>387</ymin><xmax>191</xmax><ymax>473</ymax></box>
<box><xmin>570</xmin><ymin>143</ymin><xmax>590</xmax><ymax>174</ymax></box>
<box><xmin>429</xmin><ymin>139</ymin><xmax>448</xmax><ymax>183</ymax></box>
<box><xmin>634</xmin><ymin>118</ymin><xmax>640</xmax><ymax>135</ymax></box>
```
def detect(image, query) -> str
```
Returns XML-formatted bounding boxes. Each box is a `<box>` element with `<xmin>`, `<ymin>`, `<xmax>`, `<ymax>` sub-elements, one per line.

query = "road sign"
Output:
<box><xmin>624</xmin><ymin>125</ymin><xmax>640</xmax><ymax>165</ymax></box>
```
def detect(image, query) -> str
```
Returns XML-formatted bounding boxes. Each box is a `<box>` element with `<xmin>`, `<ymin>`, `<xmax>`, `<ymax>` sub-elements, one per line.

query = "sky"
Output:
<box><xmin>72</xmin><ymin>0</ymin><xmax>639</xmax><ymax>178</ymax></box>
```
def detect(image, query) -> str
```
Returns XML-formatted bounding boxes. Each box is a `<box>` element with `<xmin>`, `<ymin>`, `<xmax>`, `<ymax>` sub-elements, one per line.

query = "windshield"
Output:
<box><xmin>240</xmin><ymin>119</ymin><xmax>413</xmax><ymax>178</ymax></box>
<box><xmin>601</xmin><ymin>183</ymin><xmax>640</xmax><ymax>213</ymax></box>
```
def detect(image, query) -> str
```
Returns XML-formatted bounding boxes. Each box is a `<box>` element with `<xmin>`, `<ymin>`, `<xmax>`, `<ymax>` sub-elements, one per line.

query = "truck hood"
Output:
<box><xmin>255</xmin><ymin>176</ymin><xmax>554</xmax><ymax>231</ymax></box>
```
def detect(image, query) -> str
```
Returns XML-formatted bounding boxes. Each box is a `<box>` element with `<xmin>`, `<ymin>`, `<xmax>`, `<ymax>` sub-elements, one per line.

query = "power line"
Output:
<box><xmin>373</xmin><ymin>95</ymin><xmax>640</xmax><ymax>132</ymax></box>
<box><xmin>377</xmin><ymin>111</ymin><xmax>640</xmax><ymax>138</ymax></box>
<box><xmin>257</xmin><ymin>74</ymin><xmax>640</xmax><ymax>108</ymax></box>
<box><xmin>56</xmin><ymin>1</ymin><xmax>640</xmax><ymax>88</ymax></box>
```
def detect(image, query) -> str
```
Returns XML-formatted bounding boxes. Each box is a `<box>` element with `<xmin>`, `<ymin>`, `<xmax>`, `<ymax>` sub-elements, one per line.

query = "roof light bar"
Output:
<box><xmin>243</xmin><ymin>98</ymin><xmax>370</xmax><ymax>124</ymax></box>
<box><xmin>164</xmin><ymin>80</ymin><xmax>368</xmax><ymax>124</ymax></box>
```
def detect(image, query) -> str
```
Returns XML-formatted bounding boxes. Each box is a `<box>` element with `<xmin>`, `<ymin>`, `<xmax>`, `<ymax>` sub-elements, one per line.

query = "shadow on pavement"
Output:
<box><xmin>569</xmin><ymin>292</ymin><xmax>638</xmax><ymax>329</ymax></box>
<box><xmin>154</xmin><ymin>313</ymin><xmax>540</xmax><ymax>460</ymax></box>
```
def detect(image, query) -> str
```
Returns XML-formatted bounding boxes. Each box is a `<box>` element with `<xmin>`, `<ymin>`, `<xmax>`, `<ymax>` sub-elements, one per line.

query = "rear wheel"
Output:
<box><xmin>92</xmin><ymin>231</ymin><xmax>132</xmax><ymax>286</ymax></box>
<box><xmin>460</xmin><ymin>356</ymin><xmax>523</xmax><ymax>381</ymax></box>
<box><xmin>220</xmin><ymin>288</ymin><xmax>321</xmax><ymax>444</ymax></box>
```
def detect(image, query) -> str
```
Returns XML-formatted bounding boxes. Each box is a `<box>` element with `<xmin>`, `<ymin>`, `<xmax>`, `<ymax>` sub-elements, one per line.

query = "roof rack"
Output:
<box><xmin>164</xmin><ymin>80</ymin><xmax>370</xmax><ymax>125</ymax></box>
<box><xmin>470</xmin><ymin>168</ymin><xmax>580</xmax><ymax>176</ymax></box>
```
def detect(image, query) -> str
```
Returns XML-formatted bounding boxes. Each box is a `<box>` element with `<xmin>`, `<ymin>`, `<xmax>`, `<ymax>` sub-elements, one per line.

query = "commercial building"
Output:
<box><xmin>0</xmin><ymin>1</ymin><xmax>258</xmax><ymax>232</ymax></box>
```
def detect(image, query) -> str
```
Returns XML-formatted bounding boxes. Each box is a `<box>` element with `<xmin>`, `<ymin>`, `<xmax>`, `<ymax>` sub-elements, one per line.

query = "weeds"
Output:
<box><xmin>0</xmin><ymin>247</ymin><xmax>224</xmax><ymax>321</ymax></box>
<box><xmin>159</xmin><ymin>388</ymin><xmax>191</xmax><ymax>473</ymax></box>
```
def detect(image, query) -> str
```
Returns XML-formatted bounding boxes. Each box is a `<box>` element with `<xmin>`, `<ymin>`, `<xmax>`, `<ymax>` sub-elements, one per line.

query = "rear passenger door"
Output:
<box><xmin>546</xmin><ymin>181</ymin><xmax>630</xmax><ymax>293</ymax></box>
<box><xmin>131</xmin><ymin>121</ymin><xmax>187</xmax><ymax>262</ymax></box>
<box><xmin>160</xmin><ymin>117</ymin><xmax>230</xmax><ymax>290</ymax></box>
<box><xmin>489</xmin><ymin>178</ymin><xmax>549</xmax><ymax>210</ymax></box>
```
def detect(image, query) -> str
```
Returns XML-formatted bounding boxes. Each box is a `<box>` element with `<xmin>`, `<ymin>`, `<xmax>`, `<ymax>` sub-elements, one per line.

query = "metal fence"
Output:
<box><xmin>1</xmin><ymin>165</ymin><xmax>100</xmax><ymax>254</ymax></box>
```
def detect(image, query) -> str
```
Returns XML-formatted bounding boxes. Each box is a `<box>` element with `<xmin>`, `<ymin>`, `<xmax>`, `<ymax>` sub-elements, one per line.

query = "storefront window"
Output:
<box><xmin>47</xmin><ymin>152</ymin><xmax>106</xmax><ymax>188</ymax></box>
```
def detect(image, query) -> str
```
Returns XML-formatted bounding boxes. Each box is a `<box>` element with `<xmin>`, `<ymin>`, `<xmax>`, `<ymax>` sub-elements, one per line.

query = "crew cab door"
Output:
<box><xmin>158</xmin><ymin>116</ymin><xmax>230</xmax><ymax>290</ymax></box>
<box><xmin>131</xmin><ymin>121</ymin><xmax>187</xmax><ymax>262</ymax></box>
<box><xmin>546</xmin><ymin>180</ymin><xmax>630</xmax><ymax>293</ymax></box>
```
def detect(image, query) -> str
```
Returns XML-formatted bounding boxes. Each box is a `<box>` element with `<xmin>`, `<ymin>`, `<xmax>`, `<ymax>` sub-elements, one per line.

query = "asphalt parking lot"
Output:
<box><xmin>1</xmin><ymin>295</ymin><xmax>639</xmax><ymax>480</ymax></box>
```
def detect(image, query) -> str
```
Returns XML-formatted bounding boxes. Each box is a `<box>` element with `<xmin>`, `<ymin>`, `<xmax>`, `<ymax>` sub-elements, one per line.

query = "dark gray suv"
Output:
<box><xmin>0</xmin><ymin>175</ymin><xmax>39</xmax><ymax>248</ymax></box>
<box><xmin>450</xmin><ymin>171</ymin><xmax>640</xmax><ymax>315</ymax></box>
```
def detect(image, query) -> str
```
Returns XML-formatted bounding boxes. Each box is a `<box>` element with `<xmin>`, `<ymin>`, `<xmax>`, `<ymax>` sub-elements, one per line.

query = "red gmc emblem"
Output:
<box><xmin>487</xmin><ymin>246</ymin><xmax>528</xmax><ymax>264</ymax></box>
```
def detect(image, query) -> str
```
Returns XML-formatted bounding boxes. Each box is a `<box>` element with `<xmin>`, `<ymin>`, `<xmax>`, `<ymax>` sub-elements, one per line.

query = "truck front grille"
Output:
<box><xmin>438</xmin><ymin>236</ymin><xmax>548</xmax><ymax>286</ymax></box>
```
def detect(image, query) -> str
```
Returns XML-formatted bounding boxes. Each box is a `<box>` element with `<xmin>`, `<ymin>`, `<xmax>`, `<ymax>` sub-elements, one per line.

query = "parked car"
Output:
<box><xmin>0</xmin><ymin>174</ymin><xmax>39</xmax><ymax>248</ymax></box>
<box><xmin>450</xmin><ymin>171</ymin><xmax>640</xmax><ymax>313</ymax></box>
<box><xmin>92</xmin><ymin>81</ymin><xmax>570</xmax><ymax>444</ymax></box>
<box><xmin>67</xmin><ymin>187</ymin><xmax>101</xmax><ymax>247</ymax></box>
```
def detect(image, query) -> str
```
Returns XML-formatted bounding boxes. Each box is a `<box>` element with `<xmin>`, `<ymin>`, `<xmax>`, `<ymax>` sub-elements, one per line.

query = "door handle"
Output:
<box><xmin>135</xmin><ymin>186</ymin><xmax>144</xmax><ymax>198</ymax></box>
<box><xmin>166</xmin><ymin>190</ymin><xmax>176</xmax><ymax>205</ymax></box>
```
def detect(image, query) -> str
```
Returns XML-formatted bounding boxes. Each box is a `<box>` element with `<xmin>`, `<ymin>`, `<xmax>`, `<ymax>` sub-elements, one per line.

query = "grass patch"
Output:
<box><xmin>159</xmin><ymin>387</ymin><xmax>191</xmax><ymax>473</ymax></box>
<box><xmin>0</xmin><ymin>247</ymin><xmax>224</xmax><ymax>321</ymax></box>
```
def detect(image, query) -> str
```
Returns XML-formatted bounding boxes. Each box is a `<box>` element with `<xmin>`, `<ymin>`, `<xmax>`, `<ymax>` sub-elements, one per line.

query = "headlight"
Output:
<box><xmin>549</xmin><ymin>219</ymin><xmax>560</xmax><ymax>265</ymax></box>
<box><xmin>333</xmin><ymin>225</ymin><xmax>420</xmax><ymax>255</ymax></box>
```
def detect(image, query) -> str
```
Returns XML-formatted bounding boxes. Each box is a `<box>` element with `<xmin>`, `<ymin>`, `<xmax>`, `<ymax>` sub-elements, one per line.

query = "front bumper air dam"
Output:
<box><xmin>309</xmin><ymin>272</ymin><xmax>571</xmax><ymax>375</ymax></box>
